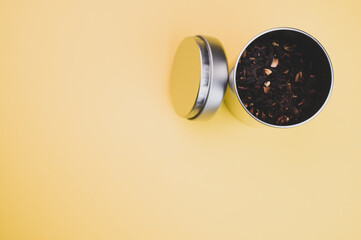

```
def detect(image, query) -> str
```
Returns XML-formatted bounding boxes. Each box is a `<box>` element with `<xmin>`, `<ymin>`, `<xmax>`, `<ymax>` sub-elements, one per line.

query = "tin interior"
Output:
<box><xmin>235</xmin><ymin>29</ymin><xmax>333</xmax><ymax>127</ymax></box>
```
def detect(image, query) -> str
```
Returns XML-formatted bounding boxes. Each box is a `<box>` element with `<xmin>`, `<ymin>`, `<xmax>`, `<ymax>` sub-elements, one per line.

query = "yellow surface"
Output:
<box><xmin>0</xmin><ymin>0</ymin><xmax>360</xmax><ymax>239</ymax></box>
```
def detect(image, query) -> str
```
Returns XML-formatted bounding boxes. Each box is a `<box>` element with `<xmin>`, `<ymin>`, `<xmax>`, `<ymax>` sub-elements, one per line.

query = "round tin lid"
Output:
<box><xmin>170</xmin><ymin>35</ymin><xmax>228</xmax><ymax>119</ymax></box>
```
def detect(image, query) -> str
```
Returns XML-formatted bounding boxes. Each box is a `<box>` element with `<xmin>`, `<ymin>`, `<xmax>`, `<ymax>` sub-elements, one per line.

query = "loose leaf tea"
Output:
<box><xmin>236</xmin><ymin>39</ymin><xmax>321</xmax><ymax>125</ymax></box>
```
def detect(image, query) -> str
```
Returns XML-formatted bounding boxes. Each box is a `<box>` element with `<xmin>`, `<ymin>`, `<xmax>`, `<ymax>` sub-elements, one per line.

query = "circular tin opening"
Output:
<box><xmin>233</xmin><ymin>28</ymin><xmax>333</xmax><ymax>128</ymax></box>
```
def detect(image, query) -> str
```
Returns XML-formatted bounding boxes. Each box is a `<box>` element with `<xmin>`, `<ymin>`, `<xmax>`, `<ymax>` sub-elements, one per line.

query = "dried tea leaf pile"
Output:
<box><xmin>236</xmin><ymin>39</ymin><xmax>321</xmax><ymax>125</ymax></box>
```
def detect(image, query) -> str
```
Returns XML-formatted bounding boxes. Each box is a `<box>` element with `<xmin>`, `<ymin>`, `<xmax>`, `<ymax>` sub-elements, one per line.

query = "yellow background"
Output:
<box><xmin>0</xmin><ymin>0</ymin><xmax>360</xmax><ymax>239</ymax></box>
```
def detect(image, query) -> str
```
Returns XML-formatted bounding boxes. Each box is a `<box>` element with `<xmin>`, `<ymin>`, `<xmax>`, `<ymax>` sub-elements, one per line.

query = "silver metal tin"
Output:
<box><xmin>225</xmin><ymin>27</ymin><xmax>334</xmax><ymax>128</ymax></box>
<box><xmin>170</xmin><ymin>35</ymin><xmax>228</xmax><ymax>120</ymax></box>
<box><xmin>170</xmin><ymin>28</ymin><xmax>333</xmax><ymax>127</ymax></box>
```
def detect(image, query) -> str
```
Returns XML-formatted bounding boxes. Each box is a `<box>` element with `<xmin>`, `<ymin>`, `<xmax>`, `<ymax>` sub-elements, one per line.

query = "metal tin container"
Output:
<box><xmin>170</xmin><ymin>28</ymin><xmax>334</xmax><ymax>127</ymax></box>
<box><xmin>225</xmin><ymin>28</ymin><xmax>333</xmax><ymax>127</ymax></box>
<box><xmin>170</xmin><ymin>35</ymin><xmax>228</xmax><ymax>120</ymax></box>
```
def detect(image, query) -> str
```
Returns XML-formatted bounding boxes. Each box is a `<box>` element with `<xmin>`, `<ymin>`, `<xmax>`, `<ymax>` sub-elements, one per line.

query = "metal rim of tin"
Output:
<box><xmin>185</xmin><ymin>36</ymin><xmax>212</xmax><ymax>119</ymax></box>
<box><xmin>170</xmin><ymin>35</ymin><xmax>228</xmax><ymax>119</ymax></box>
<box><xmin>231</xmin><ymin>27</ymin><xmax>334</xmax><ymax>128</ymax></box>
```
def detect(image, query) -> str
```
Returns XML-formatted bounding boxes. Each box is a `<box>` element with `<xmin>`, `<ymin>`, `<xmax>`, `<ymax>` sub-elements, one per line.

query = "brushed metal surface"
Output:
<box><xmin>170</xmin><ymin>36</ymin><xmax>208</xmax><ymax>118</ymax></box>
<box><xmin>170</xmin><ymin>35</ymin><xmax>228</xmax><ymax>120</ymax></box>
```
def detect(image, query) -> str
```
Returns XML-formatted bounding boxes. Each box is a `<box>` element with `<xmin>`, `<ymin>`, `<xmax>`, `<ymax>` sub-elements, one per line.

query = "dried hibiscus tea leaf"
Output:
<box><xmin>277</xmin><ymin>115</ymin><xmax>290</xmax><ymax>124</ymax></box>
<box><xmin>284</xmin><ymin>44</ymin><xmax>296</xmax><ymax>51</ymax></box>
<box><xmin>241</xmin><ymin>50</ymin><xmax>247</xmax><ymax>59</ymax></box>
<box><xmin>295</xmin><ymin>71</ymin><xmax>303</xmax><ymax>82</ymax></box>
<box><xmin>270</xmin><ymin>58</ymin><xmax>279</xmax><ymax>68</ymax></box>
<box><xmin>264</xmin><ymin>68</ymin><xmax>272</xmax><ymax>75</ymax></box>
<box><xmin>263</xmin><ymin>86</ymin><xmax>270</xmax><ymax>94</ymax></box>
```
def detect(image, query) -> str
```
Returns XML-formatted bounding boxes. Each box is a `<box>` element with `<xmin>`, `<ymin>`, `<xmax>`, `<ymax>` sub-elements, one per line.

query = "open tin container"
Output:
<box><xmin>170</xmin><ymin>27</ymin><xmax>333</xmax><ymax>128</ymax></box>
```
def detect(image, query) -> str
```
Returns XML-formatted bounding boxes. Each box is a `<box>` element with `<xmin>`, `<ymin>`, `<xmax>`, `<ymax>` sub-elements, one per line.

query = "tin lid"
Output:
<box><xmin>170</xmin><ymin>35</ymin><xmax>228</xmax><ymax>119</ymax></box>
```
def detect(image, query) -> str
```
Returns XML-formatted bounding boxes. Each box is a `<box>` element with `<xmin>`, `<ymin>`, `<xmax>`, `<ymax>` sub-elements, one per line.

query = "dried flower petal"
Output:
<box><xmin>264</xmin><ymin>68</ymin><xmax>272</xmax><ymax>75</ymax></box>
<box><xmin>238</xmin><ymin>86</ymin><xmax>248</xmax><ymax>90</ymax></box>
<box><xmin>295</xmin><ymin>71</ymin><xmax>302</xmax><ymax>82</ymax></box>
<box><xmin>241</xmin><ymin>50</ymin><xmax>247</xmax><ymax>59</ymax></box>
<box><xmin>263</xmin><ymin>86</ymin><xmax>270</xmax><ymax>94</ymax></box>
<box><xmin>284</xmin><ymin>44</ymin><xmax>296</xmax><ymax>51</ymax></box>
<box><xmin>249</xmin><ymin>107</ymin><xmax>254</xmax><ymax>114</ymax></box>
<box><xmin>287</xmin><ymin>82</ymin><xmax>292</xmax><ymax>91</ymax></box>
<box><xmin>272</xmin><ymin>41</ymin><xmax>279</xmax><ymax>47</ymax></box>
<box><xmin>292</xmin><ymin>106</ymin><xmax>299</xmax><ymax>115</ymax></box>
<box><xmin>277</xmin><ymin>115</ymin><xmax>290</xmax><ymax>124</ymax></box>
<box><xmin>270</xmin><ymin>58</ymin><xmax>279</xmax><ymax>68</ymax></box>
